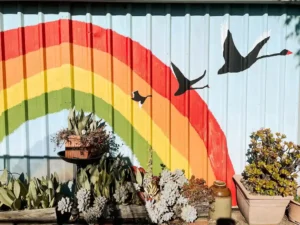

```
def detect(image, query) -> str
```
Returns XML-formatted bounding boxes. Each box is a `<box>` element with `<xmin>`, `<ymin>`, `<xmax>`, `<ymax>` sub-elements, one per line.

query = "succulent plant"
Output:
<box><xmin>180</xmin><ymin>205</ymin><xmax>197</xmax><ymax>223</ymax></box>
<box><xmin>51</xmin><ymin>106</ymin><xmax>119</xmax><ymax>157</ymax></box>
<box><xmin>76</xmin><ymin>188</ymin><xmax>91</xmax><ymax>212</ymax></box>
<box><xmin>113</xmin><ymin>183</ymin><xmax>129</xmax><ymax>204</ymax></box>
<box><xmin>26</xmin><ymin>173</ymin><xmax>61</xmax><ymax>209</ymax></box>
<box><xmin>181</xmin><ymin>176</ymin><xmax>215</xmax><ymax>215</ymax></box>
<box><xmin>0</xmin><ymin>169</ymin><xmax>28</xmax><ymax>210</ymax></box>
<box><xmin>242</xmin><ymin>128</ymin><xmax>300</xmax><ymax>196</ymax></box>
<box><xmin>0</xmin><ymin>169</ymin><xmax>62</xmax><ymax>211</ymax></box>
<box><xmin>57</xmin><ymin>197</ymin><xmax>73</xmax><ymax>214</ymax></box>
<box><xmin>83</xmin><ymin>196</ymin><xmax>107</xmax><ymax>225</ymax></box>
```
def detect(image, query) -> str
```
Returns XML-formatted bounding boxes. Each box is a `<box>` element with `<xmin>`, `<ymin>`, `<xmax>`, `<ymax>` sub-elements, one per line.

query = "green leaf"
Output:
<box><xmin>49</xmin><ymin>197</ymin><xmax>55</xmax><ymax>207</ymax></box>
<box><xmin>29</xmin><ymin>181</ymin><xmax>38</xmax><ymax>202</ymax></box>
<box><xmin>13</xmin><ymin>199</ymin><xmax>21</xmax><ymax>210</ymax></box>
<box><xmin>48</xmin><ymin>180</ymin><xmax>54</xmax><ymax>190</ymax></box>
<box><xmin>135</xmin><ymin>169</ymin><xmax>143</xmax><ymax>186</ymax></box>
<box><xmin>0</xmin><ymin>187</ymin><xmax>14</xmax><ymax>208</ymax></box>
<box><xmin>56</xmin><ymin>184</ymin><xmax>61</xmax><ymax>193</ymax></box>
<box><xmin>0</xmin><ymin>169</ymin><xmax>8</xmax><ymax>185</ymax></box>
<box><xmin>54</xmin><ymin>172</ymin><xmax>59</xmax><ymax>183</ymax></box>
<box><xmin>90</xmin><ymin>167</ymin><xmax>99</xmax><ymax>184</ymax></box>
<box><xmin>7</xmin><ymin>180</ymin><xmax>13</xmax><ymax>191</ymax></box>
<box><xmin>41</xmin><ymin>200</ymin><xmax>47</xmax><ymax>209</ymax></box>
<box><xmin>13</xmin><ymin>180</ymin><xmax>21</xmax><ymax>199</ymax></box>
<box><xmin>18</xmin><ymin>179</ymin><xmax>28</xmax><ymax>198</ymax></box>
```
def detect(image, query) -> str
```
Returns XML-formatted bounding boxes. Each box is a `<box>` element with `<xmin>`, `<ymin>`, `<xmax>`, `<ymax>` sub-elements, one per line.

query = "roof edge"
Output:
<box><xmin>0</xmin><ymin>0</ymin><xmax>299</xmax><ymax>3</ymax></box>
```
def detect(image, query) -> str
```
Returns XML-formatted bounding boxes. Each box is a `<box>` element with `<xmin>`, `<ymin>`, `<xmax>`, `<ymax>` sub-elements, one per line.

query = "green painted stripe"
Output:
<box><xmin>0</xmin><ymin>88</ymin><xmax>163</xmax><ymax>174</ymax></box>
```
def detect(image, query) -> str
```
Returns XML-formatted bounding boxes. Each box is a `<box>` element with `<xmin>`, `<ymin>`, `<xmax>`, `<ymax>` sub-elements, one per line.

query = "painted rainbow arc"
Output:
<box><xmin>0</xmin><ymin>19</ymin><xmax>236</xmax><ymax>205</ymax></box>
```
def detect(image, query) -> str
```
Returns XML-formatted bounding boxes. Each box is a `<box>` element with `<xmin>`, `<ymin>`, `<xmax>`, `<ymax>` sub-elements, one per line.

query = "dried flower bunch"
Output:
<box><xmin>242</xmin><ymin>128</ymin><xmax>300</xmax><ymax>196</ymax></box>
<box><xmin>181</xmin><ymin>176</ymin><xmax>215</xmax><ymax>215</ymax></box>
<box><xmin>51</xmin><ymin>106</ymin><xmax>119</xmax><ymax>157</ymax></box>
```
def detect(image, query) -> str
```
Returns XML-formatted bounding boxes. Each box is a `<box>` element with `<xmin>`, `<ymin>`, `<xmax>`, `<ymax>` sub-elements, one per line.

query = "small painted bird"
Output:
<box><xmin>131</xmin><ymin>90</ymin><xmax>152</xmax><ymax>108</ymax></box>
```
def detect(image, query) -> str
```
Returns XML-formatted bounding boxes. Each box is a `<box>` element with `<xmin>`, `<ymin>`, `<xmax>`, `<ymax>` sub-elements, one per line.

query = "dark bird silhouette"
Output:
<box><xmin>131</xmin><ymin>91</ymin><xmax>152</xmax><ymax>108</ymax></box>
<box><xmin>171</xmin><ymin>62</ymin><xmax>209</xmax><ymax>96</ymax></box>
<box><xmin>218</xmin><ymin>30</ymin><xmax>292</xmax><ymax>75</ymax></box>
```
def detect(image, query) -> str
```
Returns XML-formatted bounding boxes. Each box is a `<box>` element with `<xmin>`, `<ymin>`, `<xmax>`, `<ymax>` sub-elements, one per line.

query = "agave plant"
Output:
<box><xmin>0</xmin><ymin>169</ymin><xmax>28</xmax><ymax>210</ymax></box>
<box><xmin>0</xmin><ymin>169</ymin><xmax>62</xmax><ymax>210</ymax></box>
<box><xmin>26</xmin><ymin>173</ymin><xmax>62</xmax><ymax>209</ymax></box>
<box><xmin>76</xmin><ymin>153</ymin><xmax>142</xmax><ymax>205</ymax></box>
<box><xmin>67</xmin><ymin>106</ymin><xmax>103</xmax><ymax>136</ymax></box>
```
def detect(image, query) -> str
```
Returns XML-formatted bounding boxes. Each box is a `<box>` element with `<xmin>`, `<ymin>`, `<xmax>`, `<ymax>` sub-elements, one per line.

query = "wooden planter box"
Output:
<box><xmin>0</xmin><ymin>208</ymin><xmax>57</xmax><ymax>223</ymax></box>
<box><xmin>0</xmin><ymin>205</ymin><xmax>211</xmax><ymax>225</ymax></box>
<box><xmin>0</xmin><ymin>205</ymin><xmax>150</xmax><ymax>224</ymax></box>
<box><xmin>65</xmin><ymin>135</ymin><xmax>90</xmax><ymax>159</ymax></box>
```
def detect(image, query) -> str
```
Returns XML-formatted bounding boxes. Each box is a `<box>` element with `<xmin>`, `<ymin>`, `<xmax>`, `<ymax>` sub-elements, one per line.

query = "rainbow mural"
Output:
<box><xmin>0</xmin><ymin>20</ymin><xmax>236</xmax><ymax>205</ymax></box>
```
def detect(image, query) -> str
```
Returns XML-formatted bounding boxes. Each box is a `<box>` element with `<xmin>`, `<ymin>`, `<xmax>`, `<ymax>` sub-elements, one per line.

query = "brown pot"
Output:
<box><xmin>65</xmin><ymin>135</ymin><xmax>90</xmax><ymax>159</ymax></box>
<box><xmin>209</xmin><ymin>180</ymin><xmax>232</xmax><ymax>220</ymax></box>
<box><xmin>233</xmin><ymin>175</ymin><xmax>293</xmax><ymax>225</ymax></box>
<box><xmin>288</xmin><ymin>195</ymin><xmax>300</xmax><ymax>224</ymax></box>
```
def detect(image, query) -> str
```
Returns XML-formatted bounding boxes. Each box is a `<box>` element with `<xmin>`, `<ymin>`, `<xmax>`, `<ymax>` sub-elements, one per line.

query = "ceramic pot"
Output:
<box><xmin>209</xmin><ymin>180</ymin><xmax>232</xmax><ymax>220</ymax></box>
<box><xmin>233</xmin><ymin>175</ymin><xmax>293</xmax><ymax>225</ymax></box>
<box><xmin>288</xmin><ymin>186</ymin><xmax>300</xmax><ymax>225</ymax></box>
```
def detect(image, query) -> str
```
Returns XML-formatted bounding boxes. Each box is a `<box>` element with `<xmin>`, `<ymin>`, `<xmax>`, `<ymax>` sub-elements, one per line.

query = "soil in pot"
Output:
<box><xmin>233</xmin><ymin>175</ymin><xmax>293</xmax><ymax>225</ymax></box>
<box><xmin>288</xmin><ymin>200</ymin><xmax>300</xmax><ymax>224</ymax></box>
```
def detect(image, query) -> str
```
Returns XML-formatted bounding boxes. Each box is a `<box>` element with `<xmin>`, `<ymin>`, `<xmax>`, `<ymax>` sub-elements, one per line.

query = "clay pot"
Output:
<box><xmin>288</xmin><ymin>200</ymin><xmax>300</xmax><ymax>224</ymax></box>
<box><xmin>288</xmin><ymin>186</ymin><xmax>300</xmax><ymax>224</ymax></box>
<box><xmin>209</xmin><ymin>180</ymin><xmax>232</xmax><ymax>220</ymax></box>
<box><xmin>233</xmin><ymin>175</ymin><xmax>293</xmax><ymax>225</ymax></box>
<box><xmin>65</xmin><ymin>135</ymin><xmax>90</xmax><ymax>159</ymax></box>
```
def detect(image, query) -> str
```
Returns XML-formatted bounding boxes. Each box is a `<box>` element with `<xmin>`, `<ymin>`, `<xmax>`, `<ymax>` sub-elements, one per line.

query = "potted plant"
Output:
<box><xmin>233</xmin><ymin>128</ymin><xmax>300</xmax><ymax>225</ymax></box>
<box><xmin>52</xmin><ymin>106</ymin><xmax>114</xmax><ymax>159</ymax></box>
<box><xmin>288</xmin><ymin>187</ymin><xmax>300</xmax><ymax>224</ymax></box>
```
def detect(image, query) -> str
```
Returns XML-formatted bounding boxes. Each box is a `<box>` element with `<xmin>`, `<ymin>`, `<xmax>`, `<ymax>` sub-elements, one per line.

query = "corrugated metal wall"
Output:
<box><xmin>0</xmin><ymin>2</ymin><xmax>300</xmax><ymax>199</ymax></box>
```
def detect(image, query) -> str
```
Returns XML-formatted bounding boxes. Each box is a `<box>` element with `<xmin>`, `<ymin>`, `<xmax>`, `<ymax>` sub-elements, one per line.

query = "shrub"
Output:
<box><xmin>241</xmin><ymin>128</ymin><xmax>300</xmax><ymax>196</ymax></box>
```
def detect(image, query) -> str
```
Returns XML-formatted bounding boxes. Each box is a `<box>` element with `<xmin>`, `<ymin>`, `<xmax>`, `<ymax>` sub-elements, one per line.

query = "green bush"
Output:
<box><xmin>241</xmin><ymin>128</ymin><xmax>300</xmax><ymax>196</ymax></box>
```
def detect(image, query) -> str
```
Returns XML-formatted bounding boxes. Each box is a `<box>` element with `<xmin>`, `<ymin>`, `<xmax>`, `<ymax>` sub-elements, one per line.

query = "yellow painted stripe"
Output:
<box><xmin>0</xmin><ymin>64</ymin><xmax>191</xmax><ymax>174</ymax></box>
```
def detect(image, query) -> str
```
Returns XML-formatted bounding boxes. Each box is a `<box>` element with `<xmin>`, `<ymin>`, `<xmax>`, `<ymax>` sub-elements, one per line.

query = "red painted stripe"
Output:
<box><xmin>0</xmin><ymin>19</ymin><xmax>236</xmax><ymax>205</ymax></box>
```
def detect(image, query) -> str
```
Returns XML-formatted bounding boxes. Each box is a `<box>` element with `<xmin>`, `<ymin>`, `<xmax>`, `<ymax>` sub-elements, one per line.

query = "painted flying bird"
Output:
<box><xmin>171</xmin><ymin>62</ymin><xmax>209</xmax><ymax>96</ymax></box>
<box><xmin>218</xmin><ymin>22</ymin><xmax>292</xmax><ymax>75</ymax></box>
<box><xmin>131</xmin><ymin>90</ymin><xmax>152</xmax><ymax>108</ymax></box>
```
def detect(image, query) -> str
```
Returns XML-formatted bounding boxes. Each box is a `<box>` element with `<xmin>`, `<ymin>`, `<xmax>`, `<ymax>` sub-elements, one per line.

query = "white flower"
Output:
<box><xmin>181</xmin><ymin>205</ymin><xmax>197</xmax><ymax>223</ymax></box>
<box><xmin>81</xmin><ymin>129</ymin><xmax>87</xmax><ymax>135</ymax></box>
<box><xmin>57</xmin><ymin>197</ymin><xmax>73</xmax><ymax>214</ymax></box>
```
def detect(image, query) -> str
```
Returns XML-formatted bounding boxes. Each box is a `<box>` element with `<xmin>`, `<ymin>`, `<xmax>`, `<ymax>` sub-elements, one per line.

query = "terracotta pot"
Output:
<box><xmin>209</xmin><ymin>180</ymin><xmax>232</xmax><ymax>220</ymax></box>
<box><xmin>288</xmin><ymin>199</ymin><xmax>300</xmax><ymax>224</ymax></box>
<box><xmin>65</xmin><ymin>135</ymin><xmax>90</xmax><ymax>159</ymax></box>
<box><xmin>233</xmin><ymin>175</ymin><xmax>293</xmax><ymax>225</ymax></box>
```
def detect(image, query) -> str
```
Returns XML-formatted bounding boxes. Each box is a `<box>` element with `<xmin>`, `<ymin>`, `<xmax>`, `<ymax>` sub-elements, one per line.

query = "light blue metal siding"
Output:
<box><xmin>0</xmin><ymin>3</ymin><xmax>299</xmax><ymax>185</ymax></box>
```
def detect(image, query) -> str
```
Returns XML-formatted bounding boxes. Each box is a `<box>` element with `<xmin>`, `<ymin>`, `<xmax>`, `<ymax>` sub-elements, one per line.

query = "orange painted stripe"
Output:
<box><xmin>0</xmin><ymin>43</ymin><xmax>216</xmax><ymax>183</ymax></box>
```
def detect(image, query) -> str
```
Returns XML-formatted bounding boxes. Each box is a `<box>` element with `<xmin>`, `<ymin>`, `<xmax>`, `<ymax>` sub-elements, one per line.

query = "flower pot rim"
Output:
<box><xmin>233</xmin><ymin>174</ymin><xmax>294</xmax><ymax>200</ymax></box>
<box><xmin>290</xmin><ymin>199</ymin><xmax>300</xmax><ymax>206</ymax></box>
